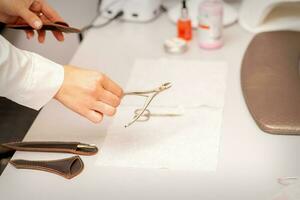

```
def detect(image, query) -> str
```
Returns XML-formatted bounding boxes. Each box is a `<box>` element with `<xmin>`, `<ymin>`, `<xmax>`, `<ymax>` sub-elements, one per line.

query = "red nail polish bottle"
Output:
<box><xmin>177</xmin><ymin>0</ymin><xmax>192</xmax><ymax>41</ymax></box>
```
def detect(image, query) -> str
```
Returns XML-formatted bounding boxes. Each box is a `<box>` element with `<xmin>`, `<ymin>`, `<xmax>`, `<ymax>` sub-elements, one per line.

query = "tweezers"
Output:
<box><xmin>1</xmin><ymin>141</ymin><xmax>98</xmax><ymax>156</ymax></box>
<box><xmin>5</xmin><ymin>21</ymin><xmax>81</xmax><ymax>33</ymax></box>
<box><xmin>123</xmin><ymin>82</ymin><xmax>172</xmax><ymax>127</ymax></box>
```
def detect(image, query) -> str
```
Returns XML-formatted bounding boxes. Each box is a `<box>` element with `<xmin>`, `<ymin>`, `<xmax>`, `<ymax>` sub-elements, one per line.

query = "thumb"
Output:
<box><xmin>19</xmin><ymin>9</ymin><xmax>42</xmax><ymax>29</ymax></box>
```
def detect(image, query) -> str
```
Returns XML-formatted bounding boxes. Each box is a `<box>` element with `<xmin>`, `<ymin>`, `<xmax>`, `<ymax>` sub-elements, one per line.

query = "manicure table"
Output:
<box><xmin>0</xmin><ymin>14</ymin><xmax>300</xmax><ymax>200</ymax></box>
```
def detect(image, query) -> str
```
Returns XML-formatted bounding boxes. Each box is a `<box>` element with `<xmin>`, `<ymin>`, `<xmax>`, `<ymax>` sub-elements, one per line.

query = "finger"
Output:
<box><xmin>92</xmin><ymin>101</ymin><xmax>117</xmax><ymax>116</ymax></box>
<box><xmin>52</xmin><ymin>30</ymin><xmax>64</xmax><ymax>41</ymax></box>
<box><xmin>39</xmin><ymin>13</ymin><xmax>51</xmax><ymax>23</ymax></box>
<box><xmin>85</xmin><ymin>110</ymin><xmax>103</xmax><ymax>123</ymax></box>
<box><xmin>42</xmin><ymin>1</ymin><xmax>64</xmax><ymax>22</ymax></box>
<box><xmin>19</xmin><ymin>9</ymin><xmax>42</xmax><ymax>29</ymax></box>
<box><xmin>30</xmin><ymin>1</ymin><xmax>43</xmax><ymax>13</ymax></box>
<box><xmin>97</xmin><ymin>89</ymin><xmax>121</xmax><ymax>107</ymax></box>
<box><xmin>16</xmin><ymin>17</ymin><xmax>26</xmax><ymax>25</ymax></box>
<box><xmin>102</xmin><ymin>75</ymin><xmax>124</xmax><ymax>98</ymax></box>
<box><xmin>25</xmin><ymin>30</ymin><xmax>34</xmax><ymax>39</ymax></box>
<box><xmin>37</xmin><ymin>29</ymin><xmax>46</xmax><ymax>43</ymax></box>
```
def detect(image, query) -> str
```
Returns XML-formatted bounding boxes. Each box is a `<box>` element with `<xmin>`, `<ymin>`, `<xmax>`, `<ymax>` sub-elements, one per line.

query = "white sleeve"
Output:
<box><xmin>0</xmin><ymin>35</ymin><xmax>64</xmax><ymax>110</ymax></box>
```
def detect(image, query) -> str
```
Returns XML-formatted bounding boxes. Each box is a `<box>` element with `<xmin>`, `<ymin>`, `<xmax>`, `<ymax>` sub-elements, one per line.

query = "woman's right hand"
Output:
<box><xmin>54</xmin><ymin>65</ymin><xmax>123</xmax><ymax>123</ymax></box>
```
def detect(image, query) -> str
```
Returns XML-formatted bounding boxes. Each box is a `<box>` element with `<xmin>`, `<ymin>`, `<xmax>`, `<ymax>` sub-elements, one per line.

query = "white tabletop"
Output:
<box><xmin>1</xmin><ymin>14</ymin><xmax>300</xmax><ymax>200</ymax></box>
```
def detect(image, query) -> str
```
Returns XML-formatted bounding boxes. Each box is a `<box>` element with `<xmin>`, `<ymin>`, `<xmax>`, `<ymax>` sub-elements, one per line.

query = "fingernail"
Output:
<box><xmin>33</xmin><ymin>20</ymin><xmax>42</xmax><ymax>29</ymax></box>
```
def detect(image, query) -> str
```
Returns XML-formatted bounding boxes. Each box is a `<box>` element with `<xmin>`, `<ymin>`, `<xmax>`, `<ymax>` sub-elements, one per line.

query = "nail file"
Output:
<box><xmin>1</xmin><ymin>141</ymin><xmax>98</xmax><ymax>156</ymax></box>
<box><xmin>5</xmin><ymin>21</ymin><xmax>81</xmax><ymax>33</ymax></box>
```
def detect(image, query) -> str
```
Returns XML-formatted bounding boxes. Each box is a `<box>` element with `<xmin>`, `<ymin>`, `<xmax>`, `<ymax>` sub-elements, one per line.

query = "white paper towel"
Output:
<box><xmin>97</xmin><ymin>106</ymin><xmax>224</xmax><ymax>170</ymax></box>
<box><xmin>272</xmin><ymin>181</ymin><xmax>300</xmax><ymax>200</ymax></box>
<box><xmin>121</xmin><ymin>59</ymin><xmax>228</xmax><ymax>108</ymax></box>
<box><xmin>96</xmin><ymin>59</ymin><xmax>228</xmax><ymax>171</ymax></box>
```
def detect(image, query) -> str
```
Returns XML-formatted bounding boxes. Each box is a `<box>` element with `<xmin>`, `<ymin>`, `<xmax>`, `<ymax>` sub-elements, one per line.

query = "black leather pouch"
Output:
<box><xmin>10</xmin><ymin>156</ymin><xmax>84</xmax><ymax>179</ymax></box>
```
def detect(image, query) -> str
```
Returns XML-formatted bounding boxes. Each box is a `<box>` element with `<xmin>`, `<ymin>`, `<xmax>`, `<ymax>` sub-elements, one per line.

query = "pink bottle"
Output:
<box><xmin>197</xmin><ymin>0</ymin><xmax>223</xmax><ymax>49</ymax></box>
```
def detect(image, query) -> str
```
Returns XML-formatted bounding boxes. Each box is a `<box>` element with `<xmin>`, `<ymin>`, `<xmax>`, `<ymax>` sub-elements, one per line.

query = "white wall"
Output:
<box><xmin>2</xmin><ymin>0</ymin><xmax>240</xmax><ymax>65</ymax></box>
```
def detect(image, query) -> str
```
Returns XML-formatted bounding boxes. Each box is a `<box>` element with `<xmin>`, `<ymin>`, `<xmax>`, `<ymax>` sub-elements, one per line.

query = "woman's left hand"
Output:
<box><xmin>0</xmin><ymin>0</ymin><xmax>65</xmax><ymax>43</ymax></box>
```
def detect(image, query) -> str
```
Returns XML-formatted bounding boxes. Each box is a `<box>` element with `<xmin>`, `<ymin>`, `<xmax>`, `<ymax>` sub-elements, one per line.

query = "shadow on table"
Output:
<box><xmin>0</xmin><ymin>97</ymin><xmax>39</xmax><ymax>175</ymax></box>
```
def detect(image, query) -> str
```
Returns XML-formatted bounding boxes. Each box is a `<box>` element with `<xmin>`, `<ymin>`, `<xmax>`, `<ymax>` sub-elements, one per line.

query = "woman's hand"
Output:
<box><xmin>0</xmin><ymin>0</ymin><xmax>64</xmax><ymax>43</ymax></box>
<box><xmin>54</xmin><ymin>65</ymin><xmax>123</xmax><ymax>123</ymax></box>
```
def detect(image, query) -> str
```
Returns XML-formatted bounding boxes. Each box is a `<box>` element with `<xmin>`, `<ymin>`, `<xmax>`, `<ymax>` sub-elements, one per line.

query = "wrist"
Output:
<box><xmin>54</xmin><ymin>65</ymin><xmax>67</xmax><ymax>100</ymax></box>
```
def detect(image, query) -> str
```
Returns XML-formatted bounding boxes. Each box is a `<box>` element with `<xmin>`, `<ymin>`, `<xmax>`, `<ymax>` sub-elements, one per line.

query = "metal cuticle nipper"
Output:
<box><xmin>123</xmin><ymin>82</ymin><xmax>172</xmax><ymax>128</ymax></box>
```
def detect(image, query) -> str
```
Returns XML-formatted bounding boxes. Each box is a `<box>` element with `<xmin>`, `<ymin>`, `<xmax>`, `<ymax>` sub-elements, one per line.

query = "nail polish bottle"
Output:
<box><xmin>177</xmin><ymin>0</ymin><xmax>192</xmax><ymax>41</ymax></box>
